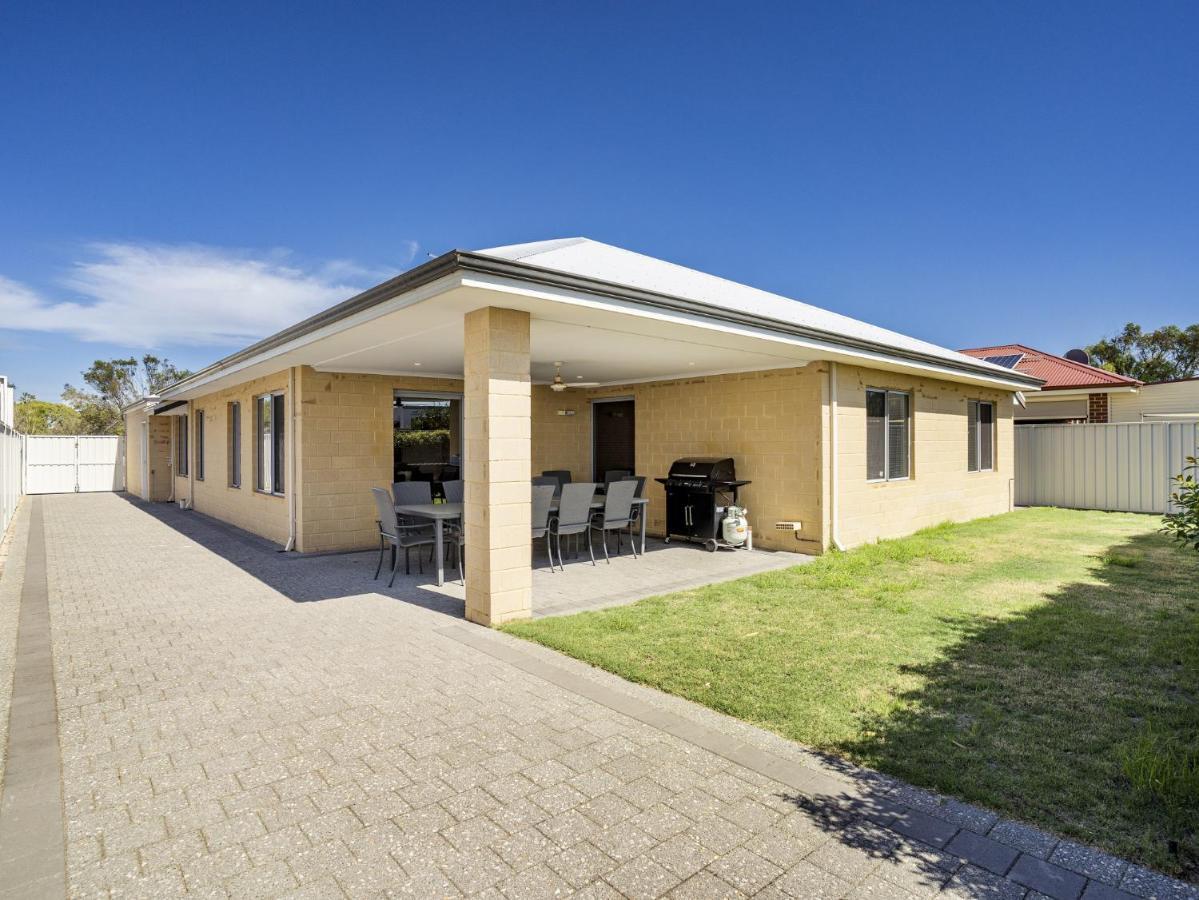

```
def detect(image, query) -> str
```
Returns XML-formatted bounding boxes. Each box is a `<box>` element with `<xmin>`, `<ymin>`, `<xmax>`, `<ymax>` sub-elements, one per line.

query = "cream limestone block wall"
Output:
<box><xmin>530</xmin><ymin>366</ymin><xmax>826</xmax><ymax>553</ymax></box>
<box><xmin>463</xmin><ymin>307</ymin><xmax>532</xmax><ymax>626</ymax></box>
<box><xmin>173</xmin><ymin>372</ymin><xmax>292</xmax><ymax>545</ymax></box>
<box><xmin>297</xmin><ymin>369</ymin><xmax>463</xmax><ymax>553</ymax></box>
<box><xmin>124</xmin><ymin>408</ymin><xmax>146</xmax><ymax>498</ymax></box>
<box><xmin>147</xmin><ymin>416</ymin><xmax>172</xmax><ymax>500</ymax></box>
<box><xmin>831</xmin><ymin>363</ymin><xmax>1014</xmax><ymax>548</ymax></box>
<box><xmin>123</xmin><ymin>408</ymin><xmax>174</xmax><ymax>502</ymax></box>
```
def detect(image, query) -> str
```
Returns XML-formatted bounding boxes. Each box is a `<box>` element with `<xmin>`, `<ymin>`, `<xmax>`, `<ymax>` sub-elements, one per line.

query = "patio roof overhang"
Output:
<box><xmin>153</xmin><ymin>249</ymin><xmax>1044</xmax><ymax>405</ymax></box>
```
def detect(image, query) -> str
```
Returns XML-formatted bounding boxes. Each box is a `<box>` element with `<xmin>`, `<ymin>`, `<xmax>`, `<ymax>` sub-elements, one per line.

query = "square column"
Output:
<box><xmin>463</xmin><ymin>307</ymin><xmax>532</xmax><ymax>625</ymax></box>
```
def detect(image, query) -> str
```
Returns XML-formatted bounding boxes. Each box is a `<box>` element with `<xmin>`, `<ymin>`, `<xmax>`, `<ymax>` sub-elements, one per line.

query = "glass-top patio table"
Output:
<box><xmin>394</xmin><ymin>498</ymin><xmax>648</xmax><ymax>587</ymax></box>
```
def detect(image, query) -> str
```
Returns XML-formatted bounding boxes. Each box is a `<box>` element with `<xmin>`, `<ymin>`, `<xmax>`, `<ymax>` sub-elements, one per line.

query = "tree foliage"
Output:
<box><xmin>61</xmin><ymin>354</ymin><xmax>191</xmax><ymax>435</ymax></box>
<box><xmin>14</xmin><ymin>393</ymin><xmax>82</xmax><ymax>435</ymax></box>
<box><xmin>1087</xmin><ymin>323</ymin><xmax>1199</xmax><ymax>383</ymax></box>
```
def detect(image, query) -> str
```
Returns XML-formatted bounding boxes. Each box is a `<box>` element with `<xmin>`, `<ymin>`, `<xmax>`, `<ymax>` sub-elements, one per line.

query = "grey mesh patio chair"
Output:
<box><xmin>531</xmin><ymin>483</ymin><xmax>558</xmax><ymax>570</ymax></box>
<box><xmin>392</xmin><ymin>480</ymin><xmax>432</xmax><ymax>507</ymax></box>
<box><xmin>542</xmin><ymin>470</ymin><xmax>572</xmax><ymax>489</ymax></box>
<box><xmin>600</xmin><ymin>468</ymin><xmax>632</xmax><ymax>493</ymax></box>
<box><xmin>549</xmin><ymin>482</ymin><xmax>597</xmax><ymax>571</ymax></box>
<box><xmin>621</xmin><ymin>474</ymin><xmax>647</xmax><ymax>497</ymax></box>
<box><xmin>590</xmin><ymin>478</ymin><xmax>639</xmax><ymax>562</ymax></box>
<box><xmin>532</xmin><ymin>475</ymin><xmax>560</xmax><ymax>499</ymax></box>
<box><xmin>441</xmin><ymin>479</ymin><xmax>464</xmax><ymax>503</ymax></box>
<box><xmin>391</xmin><ymin>480</ymin><xmax>436</xmax><ymax>560</ymax></box>
<box><xmin>372</xmin><ymin>488</ymin><xmax>436</xmax><ymax>586</ymax></box>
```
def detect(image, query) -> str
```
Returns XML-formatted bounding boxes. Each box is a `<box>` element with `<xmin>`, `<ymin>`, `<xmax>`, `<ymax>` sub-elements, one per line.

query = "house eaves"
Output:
<box><xmin>155</xmin><ymin>249</ymin><xmax>1044</xmax><ymax>400</ymax></box>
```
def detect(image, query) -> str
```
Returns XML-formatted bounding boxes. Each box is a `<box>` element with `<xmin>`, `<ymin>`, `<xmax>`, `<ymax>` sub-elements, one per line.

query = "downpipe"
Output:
<box><xmin>829</xmin><ymin>362</ymin><xmax>846</xmax><ymax>552</ymax></box>
<box><xmin>282</xmin><ymin>366</ymin><xmax>298</xmax><ymax>552</ymax></box>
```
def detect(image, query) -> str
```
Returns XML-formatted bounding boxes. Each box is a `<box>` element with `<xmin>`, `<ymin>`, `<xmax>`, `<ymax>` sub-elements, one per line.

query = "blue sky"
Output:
<box><xmin>2</xmin><ymin>1</ymin><xmax>1196</xmax><ymax>401</ymax></box>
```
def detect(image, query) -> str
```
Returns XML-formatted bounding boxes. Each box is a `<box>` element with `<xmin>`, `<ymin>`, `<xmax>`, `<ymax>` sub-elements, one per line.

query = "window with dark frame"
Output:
<box><xmin>194</xmin><ymin>410</ymin><xmax>205</xmax><ymax>480</ymax></box>
<box><xmin>228</xmin><ymin>401</ymin><xmax>241</xmax><ymax>487</ymax></box>
<box><xmin>967</xmin><ymin>400</ymin><xmax>995</xmax><ymax>472</ymax></box>
<box><xmin>255</xmin><ymin>393</ymin><xmax>285</xmax><ymax>495</ymax></box>
<box><xmin>176</xmin><ymin>414</ymin><xmax>189</xmax><ymax>476</ymax></box>
<box><xmin>866</xmin><ymin>388</ymin><xmax>911</xmax><ymax>481</ymax></box>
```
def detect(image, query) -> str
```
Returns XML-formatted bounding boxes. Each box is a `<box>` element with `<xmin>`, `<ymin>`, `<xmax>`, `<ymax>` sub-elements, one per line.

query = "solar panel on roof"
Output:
<box><xmin>982</xmin><ymin>354</ymin><xmax>1024</xmax><ymax>369</ymax></box>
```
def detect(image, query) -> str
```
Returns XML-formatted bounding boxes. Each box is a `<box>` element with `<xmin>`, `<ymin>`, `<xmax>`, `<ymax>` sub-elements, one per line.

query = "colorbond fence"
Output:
<box><xmin>1014</xmin><ymin>421</ymin><xmax>1199</xmax><ymax>514</ymax></box>
<box><xmin>1</xmin><ymin>422</ymin><xmax>22</xmax><ymax>538</ymax></box>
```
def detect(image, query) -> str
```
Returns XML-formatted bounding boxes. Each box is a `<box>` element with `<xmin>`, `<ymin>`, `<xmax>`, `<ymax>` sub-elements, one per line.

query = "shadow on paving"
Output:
<box><xmin>121</xmin><ymin>494</ymin><xmax>466</xmax><ymax>616</ymax></box>
<box><xmin>827</xmin><ymin>530</ymin><xmax>1199</xmax><ymax>883</ymax></box>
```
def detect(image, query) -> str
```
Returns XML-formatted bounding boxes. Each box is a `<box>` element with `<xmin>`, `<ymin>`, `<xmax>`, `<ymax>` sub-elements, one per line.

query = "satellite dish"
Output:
<box><xmin>1064</xmin><ymin>348</ymin><xmax>1090</xmax><ymax>365</ymax></box>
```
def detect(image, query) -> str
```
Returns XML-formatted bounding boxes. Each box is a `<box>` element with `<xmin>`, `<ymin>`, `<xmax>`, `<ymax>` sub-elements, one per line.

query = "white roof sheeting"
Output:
<box><xmin>477</xmin><ymin>237</ymin><xmax>1013</xmax><ymax>380</ymax></box>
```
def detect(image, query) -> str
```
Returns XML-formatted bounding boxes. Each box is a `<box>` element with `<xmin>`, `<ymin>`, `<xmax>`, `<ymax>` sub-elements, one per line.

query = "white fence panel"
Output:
<box><xmin>1</xmin><ymin>423</ymin><xmax>22</xmax><ymax>536</ymax></box>
<box><xmin>23</xmin><ymin>435</ymin><xmax>125</xmax><ymax>495</ymax></box>
<box><xmin>1014</xmin><ymin>422</ymin><xmax>1199</xmax><ymax>513</ymax></box>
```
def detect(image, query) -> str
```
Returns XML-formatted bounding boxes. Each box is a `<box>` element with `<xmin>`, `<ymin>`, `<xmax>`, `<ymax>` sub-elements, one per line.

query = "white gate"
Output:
<box><xmin>23</xmin><ymin>435</ymin><xmax>125</xmax><ymax>495</ymax></box>
<box><xmin>1014</xmin><ymin>421</ymin><xmax>1199</xmax><ymax>513</ymax></box>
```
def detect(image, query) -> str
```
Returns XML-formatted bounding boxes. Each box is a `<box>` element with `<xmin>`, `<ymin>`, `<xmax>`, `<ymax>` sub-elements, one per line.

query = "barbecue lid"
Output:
<box><xmin>664</xmin><ymin>457</ymin><xmax>736</xmax><ymax>481</ymax></box>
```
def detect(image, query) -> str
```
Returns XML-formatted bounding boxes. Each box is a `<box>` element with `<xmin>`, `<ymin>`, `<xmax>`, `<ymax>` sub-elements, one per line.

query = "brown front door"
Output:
<box><xmin>592</xmin><ymin>400</ymin><xmax>635</xmax><ymax>480</ymax></box>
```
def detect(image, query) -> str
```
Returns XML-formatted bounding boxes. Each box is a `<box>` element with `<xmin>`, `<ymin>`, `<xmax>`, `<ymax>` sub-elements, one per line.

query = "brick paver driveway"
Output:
<box><xmin>1</xmin><ymin>494</ymin><xmax>1194</xmax><ymax>900</ymax></box>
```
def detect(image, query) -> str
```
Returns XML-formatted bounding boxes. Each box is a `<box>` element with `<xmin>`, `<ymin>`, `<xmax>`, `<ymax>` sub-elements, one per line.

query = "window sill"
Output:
<box><xmin>255</xmin><ymin>489</ymin><xmax>286</xmax><ymax>499</ymax></box>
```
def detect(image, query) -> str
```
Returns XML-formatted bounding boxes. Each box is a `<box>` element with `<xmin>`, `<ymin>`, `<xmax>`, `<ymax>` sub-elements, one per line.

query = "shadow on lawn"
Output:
<box><xmin>120</xmin><ymin>494</ymin><xmax>467</xmax><ymax>616</ymax></box>
<box><xmin>820</xmin><ymin>529</ymin><xmax>1199</xmax><ymax>881</ymax></box>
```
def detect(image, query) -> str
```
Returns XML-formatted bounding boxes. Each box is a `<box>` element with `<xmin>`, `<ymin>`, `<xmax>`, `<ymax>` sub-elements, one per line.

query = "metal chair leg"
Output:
<box><xmin>388</xmin><ymin>544</ymin><xmax>399</xmax><ymax>587</ymax></box>
<box><xmin>600</xmin><ymin>528</ymin><xmax>610</xmax><ymax>564</ymax></box>
<box><xmin>587</xmin><ymin>528</ymin><xmax>596</xmax><ymax>565</ymax></box>
<box><xmin>374</xmin><ymin>537</ymin><xmax>385</xmax><ymax>579</ymax></box>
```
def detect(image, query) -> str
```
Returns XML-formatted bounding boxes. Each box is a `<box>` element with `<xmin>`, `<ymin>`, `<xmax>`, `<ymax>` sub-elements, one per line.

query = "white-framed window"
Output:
<box><xmin>255</xmin><ymin>392</ymin><xmax>285</xmax><ymax>495</ymax></box>
<box><xmin>176</xmin><ymin>414</ymin><xmax>189</xmax><ymax>476</ymax></box>
<box><xmin>194</xmin><ymin>410</ymin><xmax>205</xmax><ymax>481</ymax></box>
<box><xmin>228</xmin><ymin>401</ymin><xmax>241</xmax><ymax>488</ymax></box>
<box><xmin>866</xmin><ymin>389</ymin><xmax>911</xmax><ymax>482</ymax></box>
<box><xmin>967</xmin><ymin>400</ymin><xmax>995</xmax><ymax>472</ymax></box>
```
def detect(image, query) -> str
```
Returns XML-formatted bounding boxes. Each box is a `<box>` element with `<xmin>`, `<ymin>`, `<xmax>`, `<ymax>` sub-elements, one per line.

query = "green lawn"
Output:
<box><xmin>503</xmin><ymin>508</ymin><xmax>1199</xmax><ymax>880</ymax></box>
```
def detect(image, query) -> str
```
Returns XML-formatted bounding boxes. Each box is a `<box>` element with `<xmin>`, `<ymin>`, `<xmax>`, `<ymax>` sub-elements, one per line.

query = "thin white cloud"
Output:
<box><xmin>0</xmin><ymin>242</ymin><xmax>414</xmax><ymax>348</ymax></box>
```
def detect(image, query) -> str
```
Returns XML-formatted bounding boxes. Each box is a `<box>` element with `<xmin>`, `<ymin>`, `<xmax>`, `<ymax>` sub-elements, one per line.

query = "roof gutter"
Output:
<box><xmin>154</xmin><ymin>250</ymin><xmax>1044</xmax><ymax>399</ymax></box>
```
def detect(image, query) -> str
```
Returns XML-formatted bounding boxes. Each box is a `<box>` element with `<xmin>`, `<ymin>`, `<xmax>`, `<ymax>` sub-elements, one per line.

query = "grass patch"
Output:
<box><xmin>503</xmin><ymin>508</ymin><xmax>1199</xmax><ymax>880</ymax></box>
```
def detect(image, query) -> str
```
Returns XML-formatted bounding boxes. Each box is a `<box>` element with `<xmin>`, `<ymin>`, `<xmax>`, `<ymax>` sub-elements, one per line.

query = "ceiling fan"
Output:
<box><xmin>550</xmin><ymin>361</ymin><xmax>601</xmax><ymax>392</ymax></box>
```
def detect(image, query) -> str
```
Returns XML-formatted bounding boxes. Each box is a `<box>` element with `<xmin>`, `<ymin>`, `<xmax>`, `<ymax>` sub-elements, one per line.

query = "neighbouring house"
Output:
<box><xmin>1109</xmin><ymin>377</ymin><xmax>1199</xmax><ymax>423</ymax></box>
<box><xmin>959</xmin><ymin>344</ymin><xmax>1140</xmax><ymax>423</ymax></box>
<box><xmin>123</xmin><ymin>238</ymin><xmax>1041</xmax><ymax>624</ymax></box>
<box><xmin>960</xmin><ymin>344</ymin><xmax>1199</xmax><ymax>424</ymax></box>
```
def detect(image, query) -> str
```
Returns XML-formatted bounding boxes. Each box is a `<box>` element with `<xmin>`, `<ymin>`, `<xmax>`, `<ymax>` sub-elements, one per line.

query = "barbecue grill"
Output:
<box><xmin>655</xmin><ymin>457</ymin><xmax>750</xmax><ymax>551</ymax></box>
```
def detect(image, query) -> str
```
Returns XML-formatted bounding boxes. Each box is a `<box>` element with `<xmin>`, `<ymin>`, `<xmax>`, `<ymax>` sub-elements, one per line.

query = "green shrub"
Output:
<box><xmin>1162</xmin><ymin>455</ymin><xmax>1199</xmax><ymax>552</ymax></box>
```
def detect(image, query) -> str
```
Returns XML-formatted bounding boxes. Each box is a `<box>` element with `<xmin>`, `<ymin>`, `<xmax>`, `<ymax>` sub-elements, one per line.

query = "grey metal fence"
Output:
<box><xmin>1014</xmin><ymin>421</ymin><xmax>1199</xmax><ymax>513</ymax></box>
<box><xmin>1</xmin><ymin>422</ymin><xmax>23</xmax><ymax>537</ymax></box>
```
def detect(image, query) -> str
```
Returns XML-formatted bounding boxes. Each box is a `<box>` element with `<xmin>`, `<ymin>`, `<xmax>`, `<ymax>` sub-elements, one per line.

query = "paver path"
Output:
<box><xmin>1</xmin><ymin>494</ymin><xmax>1195</xmax><ymax>900</ymax></box>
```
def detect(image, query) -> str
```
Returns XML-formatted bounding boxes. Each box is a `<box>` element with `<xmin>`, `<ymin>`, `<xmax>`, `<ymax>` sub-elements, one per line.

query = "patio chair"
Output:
<box><xmin>392</xmin><ymin>481</ymin><xmax>432</xmax><ymax>507</ymax></box>
<box><xmin>441</xmin><ymin>479</ymin><xmax>464</xmax><ymax>503</ymax></box>
<box><xmin>542</xmin><ymin>470</ymin><xmax>572</xmax><ymax>489</ymax></box>
<box><xmin>531</xmin><ymin>483</ymin><xmax>558</xmax><ymax>570</ymax></box>
<box><xmin>599</xmin><ymin>468</ymin><xmax>632</xmax><ymax>493</ymax></box>
<box><xmin>590</xmin><ymin>479</ymin><xmax>639</xmax><ymax>563</ymax></box>
<box><xmin>621</xmin><ymin>474</ymin><xmax>647</xmax><ymax>498</ymax></box>
<box><xmin>532</xmin><ymin>474</ymin><xmax>560</xmax><ymax>499</ymax></box>
<box><xmin>549</xmin><ymin>483</ymin><xmax>597</xmax><ymax>571</ymax></box>
<box><xmin>371</xmin><ymin>488</ymin><xmax>436</xmax><ymax>586</ymax></box>
<box><xmin>392</xmin><ymin>481</ymin><xmax>436</xmax><ymax>560</ymax></box>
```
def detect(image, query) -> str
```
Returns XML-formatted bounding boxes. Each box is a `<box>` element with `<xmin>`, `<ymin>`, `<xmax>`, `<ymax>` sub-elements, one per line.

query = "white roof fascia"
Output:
<box><xmin>1029</xmin><ymin>386</ymin><xmax>1140</xmax><ymax>399</ymax></box>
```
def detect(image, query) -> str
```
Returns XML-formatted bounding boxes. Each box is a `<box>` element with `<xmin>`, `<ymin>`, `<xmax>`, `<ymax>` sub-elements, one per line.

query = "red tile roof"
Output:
<box><xmin>958</xmin><ymin>344</ymin><xmax>1142</xmax><ymax>391</ymax></box>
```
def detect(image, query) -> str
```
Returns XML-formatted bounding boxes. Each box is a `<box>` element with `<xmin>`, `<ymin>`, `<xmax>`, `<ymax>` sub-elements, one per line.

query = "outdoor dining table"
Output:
<box><xmin>395</xmin><ymin>497</ymin><xmax>649</xmax><ymax>587</ymax></box>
